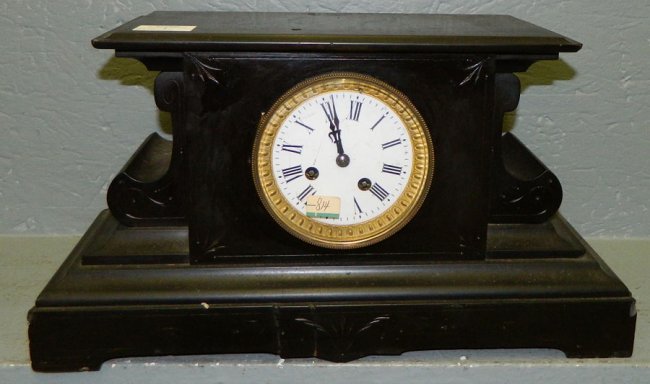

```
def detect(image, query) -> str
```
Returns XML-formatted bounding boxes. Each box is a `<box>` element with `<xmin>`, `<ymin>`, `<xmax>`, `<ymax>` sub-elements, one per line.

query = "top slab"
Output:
<box><xmin>92</xmin><ymin>12</ymin><xmax>581</xmax><ymax>55</ymax></box>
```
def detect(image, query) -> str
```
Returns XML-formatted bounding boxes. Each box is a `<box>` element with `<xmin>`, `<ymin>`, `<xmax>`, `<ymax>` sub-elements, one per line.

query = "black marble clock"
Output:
<box><xmin>28</xmin><ymin>12</ymin><xmax>636</xmax><ymax>372</ymax></box>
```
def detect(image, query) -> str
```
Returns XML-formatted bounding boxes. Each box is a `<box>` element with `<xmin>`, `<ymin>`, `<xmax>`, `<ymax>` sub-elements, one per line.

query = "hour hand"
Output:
<box><xmin>328</xmin><ymin>129</ymin><xmax>343</xmax><ymax>153</ymax></box>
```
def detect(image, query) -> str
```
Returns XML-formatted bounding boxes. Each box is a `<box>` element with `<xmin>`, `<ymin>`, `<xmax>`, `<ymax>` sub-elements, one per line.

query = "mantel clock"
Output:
<box><xmin>28</xmin><ymin>12</ymin><xmax>636</xmax><ymax>372</ymax></box>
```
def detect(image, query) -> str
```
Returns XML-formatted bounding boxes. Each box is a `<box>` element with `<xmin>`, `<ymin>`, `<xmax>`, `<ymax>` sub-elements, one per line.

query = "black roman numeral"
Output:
<box><xmin>321</xmin><ymin>96</ymin><xmax>337</xmax><ymax>122</ymax></box>
<box><xmin>382</xmin><ymin>163</ymin><xmax>402</xmax><ymax>175</ymax></box>
<box><xmin>370</xmin><ymin>115</ymin><xmax>385</xmax><ymax>130</ymax></box>
<box><xmin>353</xmin><ymin>197</ymin><xmax>363</xmax><ymax>214</ymax></box>
<box><xmin>295</xmin><ymin>120</ymin><xmax>315</xmax><ymax>132</ymax></box>
<box><xmin>369</xmin><ymin>183</ymin><xmax>389</xmax><ymax>201</ymax></box>
<box><xmin>297</xmin><ymin>185</ymin><xmax>316</xmax><ymax>201</ymax></box>
<box><xmin>281</xmin><ymin>165</ymin><xmax>303</xmax><ymax>183</ymax></box>
<box><xmin>349</xmin><ymin>100</ymin><xmax>362</xmax><ymax>121</ymax></box>
<box><xmin>381</xmin><ymin>138</ymin><xmax>401</xmax><ymax>150</ymax></box>
<box><xmin>281</xmin><ymin>144</ymin><xmax>303</xmax><ymax>154</ymax></box>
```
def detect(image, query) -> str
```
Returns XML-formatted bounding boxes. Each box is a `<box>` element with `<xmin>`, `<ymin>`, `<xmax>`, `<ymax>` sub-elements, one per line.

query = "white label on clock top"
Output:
<box><xmin>272</xmin><ymin>90</ymin><xmax>413</xmax><ymax>226</ymax></box>
<box><xmin>133</xmin><ymin>25</ymin><xmax>197</xmax><ymax>32</ymax></box>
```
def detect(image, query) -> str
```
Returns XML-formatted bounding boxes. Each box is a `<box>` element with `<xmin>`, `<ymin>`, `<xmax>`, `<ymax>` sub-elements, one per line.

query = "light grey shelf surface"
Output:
<box><xmin>1</xmin><ymin>235</ymin><xmax>648</xmax><ymax>383</ymax></box>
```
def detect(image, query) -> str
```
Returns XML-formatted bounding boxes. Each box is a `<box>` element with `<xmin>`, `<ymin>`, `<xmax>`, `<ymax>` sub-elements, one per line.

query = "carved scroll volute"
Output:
<box><xmin>106</xmin><ymin>71</ymin><xmax>187</xmax><ymax>226</ymax></box>
<box><xmin>155</xmin><ymin>71</ymin><xmax>183</xmax><ymax>114</ymax></box>
<box><xmin>489</xmin><ymin>73</ymin><xmax>563</xmax><ymax>224</ymax></box>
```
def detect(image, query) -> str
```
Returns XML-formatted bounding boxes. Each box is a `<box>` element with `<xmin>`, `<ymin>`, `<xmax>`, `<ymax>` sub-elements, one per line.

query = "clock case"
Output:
<box><xmin>28</xmin><ymin>12</ymin><xmax>636</xmax><ymax>372</ymax></box>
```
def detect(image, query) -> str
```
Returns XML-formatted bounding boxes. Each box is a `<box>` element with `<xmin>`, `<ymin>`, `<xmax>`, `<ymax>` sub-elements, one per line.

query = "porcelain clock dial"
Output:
<box><xmin>253</xmin><ymin>72</ymin><xmax>434</xmax><ymax>249</ymax></box>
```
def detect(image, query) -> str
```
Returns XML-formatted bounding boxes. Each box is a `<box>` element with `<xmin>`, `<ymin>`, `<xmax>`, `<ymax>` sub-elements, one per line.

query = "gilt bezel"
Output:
<box><xmin>252</xmin><ymin>72</ymin><xmax>434</xmax><ymax>249</ymax></box>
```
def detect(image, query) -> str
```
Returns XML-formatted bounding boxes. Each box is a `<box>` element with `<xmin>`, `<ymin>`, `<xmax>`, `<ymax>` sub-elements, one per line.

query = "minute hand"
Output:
<box><xmin>323</xmin><ymin>97</ymin><xmax>345</xmax><ymax>155</ymax></box>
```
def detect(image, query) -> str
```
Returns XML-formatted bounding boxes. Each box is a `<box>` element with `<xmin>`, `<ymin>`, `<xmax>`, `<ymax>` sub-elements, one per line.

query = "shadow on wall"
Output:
<box><xmin>519</xmin><ymin>59</ymin><xmax>577</xmax><ymax>90</ymax></box>
<box><xmin>97</xmin><ymin>57</ymin><xmax>173</xmax><ymax>135</ymax></box>
<box><xmin>503</xmin><ymin>59</ymin><xmax>577</xmax><ymax>133</ymax></box>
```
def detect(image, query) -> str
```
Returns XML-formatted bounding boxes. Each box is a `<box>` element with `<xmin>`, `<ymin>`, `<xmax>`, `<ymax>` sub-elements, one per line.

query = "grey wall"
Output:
<box><xmin>1</xmin><ymin>1</ymin><xmax>648</xmax><ymax>237</ymax></box>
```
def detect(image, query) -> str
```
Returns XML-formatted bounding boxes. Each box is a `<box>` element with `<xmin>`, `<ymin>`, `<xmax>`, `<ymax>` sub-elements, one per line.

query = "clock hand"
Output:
<box><xmin>323</xmin><ymin>97</ymin><xmax>344</xmax><ymax>154</ymax></box>
<box><xmin>322</xmin><ymin>95</ymin><xmax>350</xmax><ymax>167</ymax></box>
<box><xmin>331</xmin><ymin>95</ymin><xmax>342</xmax><ymax>150</ymax></box>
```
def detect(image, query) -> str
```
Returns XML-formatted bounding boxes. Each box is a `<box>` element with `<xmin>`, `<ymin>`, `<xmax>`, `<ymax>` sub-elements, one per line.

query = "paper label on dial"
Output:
<box><xmin>305</xmin><ymin>196</ymin><xmax>341</xmax><ymax>219</ymax></box>
<box><xmin>133</xmin><ymin>25</ymin><xmax>197</xmax><ymax>32</ymax></box>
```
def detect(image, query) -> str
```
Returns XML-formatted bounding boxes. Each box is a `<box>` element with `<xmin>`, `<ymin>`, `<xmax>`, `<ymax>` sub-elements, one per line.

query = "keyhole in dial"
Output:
<box><xmin>305</xmin><ymin>167</ymin><xmax>319</xmax><ymax>180</ymax></box>
<box><xmin>358</xmin><ymin>178</ymin><xmax>372</xmax><ymax>191</ymax></box>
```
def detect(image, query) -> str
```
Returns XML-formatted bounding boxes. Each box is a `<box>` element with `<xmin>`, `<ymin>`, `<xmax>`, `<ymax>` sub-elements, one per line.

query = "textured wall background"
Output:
<box><xmin>0</xmin><ymin>0</ymin><xmax>648</xmax><ymax>237</ymax></box>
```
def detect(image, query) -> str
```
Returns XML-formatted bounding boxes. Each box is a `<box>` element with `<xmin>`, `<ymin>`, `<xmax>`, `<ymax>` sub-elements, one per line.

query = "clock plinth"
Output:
<box><xmin>29</xmin><ymin>12</ymin><xmax>635</xmax><ymax>372</ymax></box>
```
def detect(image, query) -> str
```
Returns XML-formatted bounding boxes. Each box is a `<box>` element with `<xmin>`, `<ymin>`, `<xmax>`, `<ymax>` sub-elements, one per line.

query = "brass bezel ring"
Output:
<box><xmin>252</xmin><ymin>72</ymin><xmax>434</xmax><ymax>249</ymax></box>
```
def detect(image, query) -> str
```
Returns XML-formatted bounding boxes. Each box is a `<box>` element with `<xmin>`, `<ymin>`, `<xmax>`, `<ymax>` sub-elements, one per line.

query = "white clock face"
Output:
<box><xmin>272</xmin><ymin>91</ymin><xmax>413</xmax><ymax>225</ymax></box>
<box><xmin>253</xmin><ymin>72</ymin><xmax>432</xmax><ymax>249</ymax></box>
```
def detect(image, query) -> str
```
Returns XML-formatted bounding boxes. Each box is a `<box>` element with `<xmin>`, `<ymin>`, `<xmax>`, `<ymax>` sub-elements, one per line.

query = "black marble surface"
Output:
<box><xmin>92</xmin><ymin>12</ymin><xmax>581</xmax><ymax>54</ymax></box>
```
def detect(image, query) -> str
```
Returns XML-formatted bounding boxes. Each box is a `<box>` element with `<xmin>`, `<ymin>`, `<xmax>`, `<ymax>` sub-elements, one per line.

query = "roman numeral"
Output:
<box><xmin>295</xmin><ymin>120</ymin><xmax>315</xmax><ymax>132</ymax></box>
<box><xmin>381</xmin><ymin>138</ymin><xmax>401</xmax><ymax>150</ymax></box>
<box><xmin>353</xmin><ymin>197</ymin><xmax>363</xmax><ymax>214</ymax></box>
<box><xmin>281</xmin><ymin>165</ymin><xmax>303</xmax><ymax>183</ymax></box>
<box><xmin>349</xmin><ymin>100</ymin><xmax>362</xmax><ymax>121</ymax></box>
<box><xmin>281</xmin><ymin>144</ymin><xmax>303</xmax><ymax>154</ymax></box>
<box><xmin>382</xmin><ymin>163</ymin><xmax>402</xmax><ymax>175</ymax></box>
<box><xmin>297</xmin><ymin>185</ymin><xmax>316</xmax><ymax>201</ymax></box>
<box><xmin>370</xmin><ymin>115</ymin><xmax>385</xmax><ymax>130</ymax></box>
<box><xmin>369</xmin><ymin>183</ymin><xmax>389</xmax><ymax>201</ymax></box>
<box><xmin>320</xmin><ymin>96</ymin><xmax>337</xmax><ymax>123</ymax></box>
